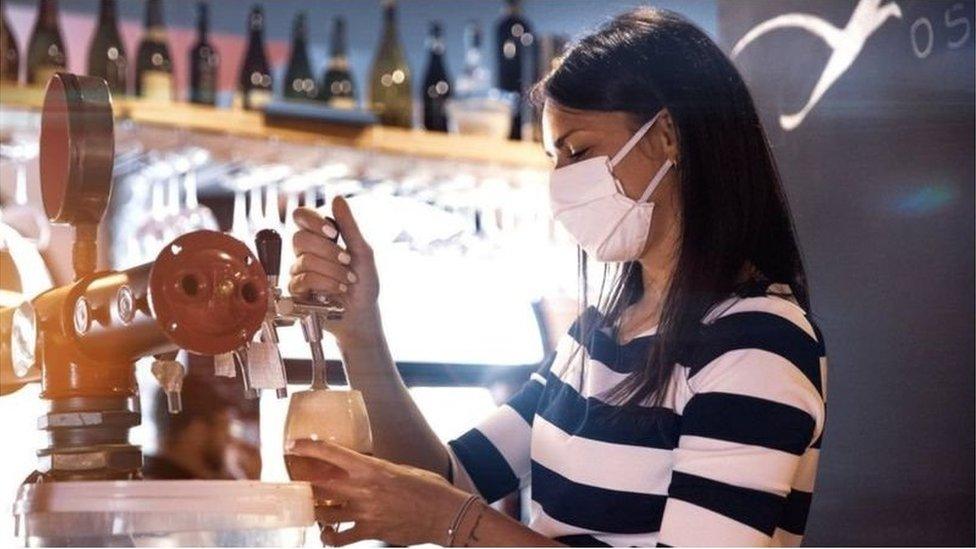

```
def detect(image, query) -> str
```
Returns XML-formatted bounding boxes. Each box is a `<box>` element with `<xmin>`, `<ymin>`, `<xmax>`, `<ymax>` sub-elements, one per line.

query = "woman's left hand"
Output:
<box><xmin>286</xmin><ymin>439</ymin><xmax>472</xmax><ymax>547</ymax></box>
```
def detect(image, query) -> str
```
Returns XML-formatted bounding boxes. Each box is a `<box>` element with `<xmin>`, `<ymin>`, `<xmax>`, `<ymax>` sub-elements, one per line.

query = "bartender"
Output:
<box><xmin>285</xmin><ymin>7</ymin><xmax>827</xmax><ymax>548</ymax></box>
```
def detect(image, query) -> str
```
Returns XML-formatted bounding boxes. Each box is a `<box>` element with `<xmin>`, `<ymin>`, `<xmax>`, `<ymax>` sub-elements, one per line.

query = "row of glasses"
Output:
<box><xmin>100</xmin><ymin>120</ymin><xmax>572</xmax><ymax>302</ymax></box>
<box><xmin>0</xmin><ymin>108</ymin><xmax>569</xmax><ymax>297</ymax></box>
<box><xmin>123</xmin><ymin>145</ymin><xmax>222</xmax><ymax>266</ymax></box>
<box><xmin>0</xmin><ymin>113</ymin><xmax>49</xmax><ymax>252</ymax></box>
<box><xmin>172</xmin><ymin>147</ymin><xmax>220</xmax><ymax>235</ymax></box>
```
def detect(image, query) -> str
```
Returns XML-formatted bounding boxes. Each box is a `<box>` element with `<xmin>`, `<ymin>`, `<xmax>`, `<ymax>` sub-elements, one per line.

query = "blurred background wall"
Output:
<box><xmin>718</xmin><ymin>1</ymin><xmax>974</xmax><ymax>545</ymax></box>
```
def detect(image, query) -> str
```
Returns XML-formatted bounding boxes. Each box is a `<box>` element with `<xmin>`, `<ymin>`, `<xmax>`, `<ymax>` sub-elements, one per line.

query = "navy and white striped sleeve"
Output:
<box><xmin>446</xmin><ymin>358</ymin><xmax>552</xmax><ymax>503</ymax></box>
<box><xmin>656</xmin><ymin>311</ymin><xmax>827</xmax><ymax>547</ymax></box>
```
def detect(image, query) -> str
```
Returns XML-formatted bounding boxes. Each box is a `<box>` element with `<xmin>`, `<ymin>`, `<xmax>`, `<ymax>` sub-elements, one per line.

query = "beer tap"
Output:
<box><xmin>254</xmin><ymin>228</ymin><xmax>344</xmax><ymax>390</ymax></box>
<box><xmin>252</xmin><ymin>229</ymin><xmax>290</xmax><ymax>399</ymax></box>
<box><xmin>274</xmin><ymin>225</ymin><xmax>371</xmax><ymax>458</ymax></box>
<box><xmin>0</xmin><ymin>73</ymin><xmax>274</xmax><ymax>481</ymax></box>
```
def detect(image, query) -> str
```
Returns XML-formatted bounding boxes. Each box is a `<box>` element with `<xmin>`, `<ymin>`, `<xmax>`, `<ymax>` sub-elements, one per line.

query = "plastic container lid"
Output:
<box><xmin>14</xmin><ymin>480</ymin><xmax>314</xmax><ymax>537</ymax></box>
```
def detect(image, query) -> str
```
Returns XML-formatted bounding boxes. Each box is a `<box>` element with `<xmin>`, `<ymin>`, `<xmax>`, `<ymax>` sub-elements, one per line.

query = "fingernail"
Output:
<box><xmin>347</xmin><ymin>271</ymin><xmax>357</xmax><ymax>283</ymax></box>
<box><xmin>322</xmin><ymin>225</ymin><xmax>338</xmax><ymax>239</ymax></box>
<box><xmin>339</xmin><ymin>283</ymin><xmax>348</xmax><ymax>293</ymax></box>
<box><xmin>337</xmin><ymin>252</ymin><xmax>351</xmax><ymax>265</ymax></box>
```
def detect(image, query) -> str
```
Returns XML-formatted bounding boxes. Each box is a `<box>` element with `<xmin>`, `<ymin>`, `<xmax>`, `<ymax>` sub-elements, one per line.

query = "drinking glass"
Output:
<box><xmin>248</xmin><ymin>185</ymin><xmax>266</xmax><ymax>235</ymax></box>
<box><xmin>133</xmin><ymin>163</ymin><xmax>171</xmax><ymax>260</ymax></box>
<box><xmin>283</xmin><ymin>387</ymin><xmax>374</xmax><ymax>512</ymax></box>
<box><xmin>181</xmin><ymin>165</ymin><xmax>219</xmax><ymax>232</ymax></box>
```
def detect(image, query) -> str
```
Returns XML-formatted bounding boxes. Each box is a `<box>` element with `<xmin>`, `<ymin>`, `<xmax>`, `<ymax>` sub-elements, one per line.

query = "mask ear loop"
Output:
<box><xmin>637</xmin><ymin>157</ymin><xmax>674</xmax><ymax>204</ymax></box>
<box><xmin>609</xmin><ymin>109</ymin><xmax>666</xmax><ymax>168</ymax></box>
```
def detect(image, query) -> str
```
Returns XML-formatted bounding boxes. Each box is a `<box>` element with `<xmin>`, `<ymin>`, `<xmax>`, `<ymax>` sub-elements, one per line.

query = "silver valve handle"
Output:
<box><xmin>302</xmin><ymin>313</ymin><xmax>329</xmax><ymax>390</ymax></box>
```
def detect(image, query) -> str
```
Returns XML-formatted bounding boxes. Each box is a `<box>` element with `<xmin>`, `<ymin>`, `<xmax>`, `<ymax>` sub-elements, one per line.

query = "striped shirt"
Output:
<box><xmin>447</xmin><ymin>281</ymin><xmax>827</xmax><ymax>546</ymax></box>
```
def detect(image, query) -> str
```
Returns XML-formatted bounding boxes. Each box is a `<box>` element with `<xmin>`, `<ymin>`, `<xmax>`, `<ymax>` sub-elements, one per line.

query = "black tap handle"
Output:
<box><xmin>255</xmin><ymin>229</ymin><xmax>282</xmax><ymax>277</ymax></box>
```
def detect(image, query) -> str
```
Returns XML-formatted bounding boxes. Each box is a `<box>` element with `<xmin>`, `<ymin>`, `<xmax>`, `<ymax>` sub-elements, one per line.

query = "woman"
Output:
<box><xmin>285</xmin><ymin>7</ymin><xmax>827</xmax><ymax>547</ymax></box>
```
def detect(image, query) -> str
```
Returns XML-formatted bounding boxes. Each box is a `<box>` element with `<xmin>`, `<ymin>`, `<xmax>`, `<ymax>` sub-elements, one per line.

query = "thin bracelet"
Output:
<box><xmin>446</xmin><ymin>494</ymin><xmax>481</xmax><ymax>547</ymax></box>
<box><xmin>456</xmin><ymin>500</ymin><xmax>488</xmax><ymax>547</ymax></box>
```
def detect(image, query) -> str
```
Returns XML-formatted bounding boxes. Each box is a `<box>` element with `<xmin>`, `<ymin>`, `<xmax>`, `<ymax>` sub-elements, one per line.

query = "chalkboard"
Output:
<box><xmin>718</xmin><ymin>1</ymin><xmax>975</xmax><ymax>545</ymax></box>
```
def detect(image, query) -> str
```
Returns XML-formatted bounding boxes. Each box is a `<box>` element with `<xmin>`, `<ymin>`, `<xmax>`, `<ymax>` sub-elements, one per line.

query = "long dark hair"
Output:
<box><xmin>533</xmin><ymin>7</ymin><xmax>810</xmax><ymax>408</ymax></box>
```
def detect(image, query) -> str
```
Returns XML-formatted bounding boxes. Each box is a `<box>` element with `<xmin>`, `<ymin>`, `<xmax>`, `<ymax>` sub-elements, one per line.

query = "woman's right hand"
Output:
<box><xmin>289</xmin><ymin>196</ymin><xmax>382</xmax><ymax>345</ymax></box>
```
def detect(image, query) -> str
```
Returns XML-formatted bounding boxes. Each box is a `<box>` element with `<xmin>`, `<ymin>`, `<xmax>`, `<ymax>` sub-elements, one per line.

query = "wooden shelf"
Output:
<box><xmin>0</xmin><ymin>84</ymin><xmax>550</xmax><ymax>170</ymax></box>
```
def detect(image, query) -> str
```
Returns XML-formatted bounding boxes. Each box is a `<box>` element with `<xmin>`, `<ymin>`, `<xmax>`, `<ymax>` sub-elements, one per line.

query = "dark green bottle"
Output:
<box><xmin>239</xmin><ymin>5</ymin><xmax>273</xmax><ymax>110</ymax></box>
<box><xmin>319</xmin><ymin>16</ymin><xmax>357</xmax><ymax>108</ymax></box>
<box><xmin>87</xmin><ymin>0</ymin><xmax>127</xmax><ymax>95</ymax></box>
<box><xmin>1</xmin><ymin>4</ymin><xmax>20</xmax><ymax>83</ymax></box>
<box><xmin>422</xmin><ymin>22</ymin><xmax>452</xmax><ymax>132</ymax></box>
<box><xmin>135</xmin><ymin>0</ymin><xmax>174</xmax><ymax>101</ymax></box>
<box><xmin>369</xmin><ymin>0</ymin><xmax>412</xmax><ymax>127</ymax></box>
<box><xmin>26</xmin><ymin>0</ymin><xmax>67</xmax><ymax>86</ymax></box>
<box><xmin>284</xmin><ymin>12</ymin><xmax>316</xmax><ymax>101</ymax></box>
<box><xmin>189</xmin><ymin>2</ymin><xmax>219</xmax><ymax>105</ymax></box>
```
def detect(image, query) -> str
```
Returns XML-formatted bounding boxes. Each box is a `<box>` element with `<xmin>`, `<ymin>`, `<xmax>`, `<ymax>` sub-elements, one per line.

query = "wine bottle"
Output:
<box><xmin>0</xmin><ymin>4</ymin><xmax>19</xmax><ymax>83</ymax></box>
<box><xmin>495</xmin><ymin>0</ymin><xmax>534</xmax><ymax>140</ymax></box>
<box><xmin>284</xmin><ymin>12</ymin><xmax>316</xmax><ymax>101</ymax></box>
<box><xmin>26</xmin><ymin>0</ymin><xmax>67</xmax><ymax>86</ymax></box>
<box><xmin>239</xmin><ymin>5</ymin><xmax>273</xmax><ymax>110</ymax></box>
<box><xmin>319</xmin><ymin>16</ymin><xmax>356</xmax><ymax>109</ymax></box>
<box><xmin>87</xmin><ymin>0</ymin><xmax>127</xmax><ymax>95</ymax></box>
<box><xmin>369</xmin><ymin>0</ymin><xmax>412</xmax><ymax>128</ymax></box>
<box><xmin>422</xmin><ymin>22</ymin><xmax>451</xmax><ymax>132</ymax></box>
<box><xmin>455</xmin><ymin>21</ymin><xmax>490</xmax><ymax>98</ymax></box>
<box><xmin>135</xmin><ymin>0</ymin><xmax>174</xmax><ymax>102</ymax></box>
<box><xmin>189</xmin><ymin>2</ymin><xmax>219</xmax><ymax>105</ymax></box>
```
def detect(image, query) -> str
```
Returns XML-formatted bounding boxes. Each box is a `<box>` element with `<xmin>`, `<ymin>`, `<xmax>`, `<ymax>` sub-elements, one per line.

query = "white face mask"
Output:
<box><xmin>549</xmin><ymin>110</ymin><xmax>674</xmax><ymax>263</ymax></box>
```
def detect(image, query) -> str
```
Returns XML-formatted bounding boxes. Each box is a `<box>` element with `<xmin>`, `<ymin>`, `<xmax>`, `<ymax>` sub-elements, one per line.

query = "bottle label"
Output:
<box><xmin>141</xmin><ymin>70</ymin><xmax>173</xmax><ymax>102</ymax></box>
<box><xmin>247</xmin><ymin>89</ymin><xmax>273</xmax><ymax>109</ymax></box>
<box><xmin>327</xmin><ymin>97</ymin><xmax>357</xmax><ymax>110</ymax></box>
<box><xmin>32</xmin><ymin>66</ymin><xmax>61</xmax><ymax>87</ymax></box>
